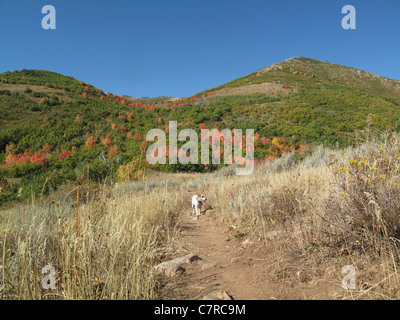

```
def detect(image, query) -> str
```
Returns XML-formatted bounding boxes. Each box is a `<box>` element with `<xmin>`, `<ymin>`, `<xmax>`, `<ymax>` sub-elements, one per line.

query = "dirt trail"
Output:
<box><xmin>173</xmin><ymin>212</ymin><xmax>274</xmax><ymax>300</ymax></box>
<box><xmin>159</xmin><ymin>195</ymin><xmax>342</xmax><ymax>300</ymax></box>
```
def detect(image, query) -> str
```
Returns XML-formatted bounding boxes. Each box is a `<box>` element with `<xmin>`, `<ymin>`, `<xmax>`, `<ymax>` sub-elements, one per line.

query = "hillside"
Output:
<box><xmin>0</xmin><ymin>58</ymin><xmax>400</xmax><ymax>205</ymax></box>
<box><xmin>199</xmin><ymin>57</ymin><xmax>400</xmax><ymax>97</ymax></box>
<box><xmin>2</xmin><ymin>59</ymin><xmax>400</xmax><ymax>301</ymax></box>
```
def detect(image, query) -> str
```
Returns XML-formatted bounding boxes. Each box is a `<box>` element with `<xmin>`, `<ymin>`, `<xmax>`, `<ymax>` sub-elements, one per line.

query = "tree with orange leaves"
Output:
<box><xmin>85</xmin><ymin>136</ymin><xmax>96</xmax><ymax>148</ymax></box>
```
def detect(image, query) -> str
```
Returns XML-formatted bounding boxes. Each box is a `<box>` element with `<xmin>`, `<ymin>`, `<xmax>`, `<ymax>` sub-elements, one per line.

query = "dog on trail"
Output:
<box><xmin>192</xmin><ymin>195</ymin><xmax>207</xmax><ymax>219</ymax></box>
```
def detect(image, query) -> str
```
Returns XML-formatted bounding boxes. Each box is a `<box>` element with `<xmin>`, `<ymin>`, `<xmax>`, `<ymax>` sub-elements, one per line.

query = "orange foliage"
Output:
<box><xmin>102</xmin><ymin>137</ymin><xmax>112</xmax><ymax>146</ymax></box>
<box><xmin>59</xmin><ymin>149</ymin><xmax>71</xmax><ymax>160</ymax></box>
<box><xmin>134</xmin><ymin>131</ymin><xmax>143</xmax><ymax>139</ymax></box>
<box><xmin>29</xmin><ymin>152</ymin><xmax>46</xmax><ymax>166</ymax></box>
<box><xmin>85</xmin><ymin>136</ymin><xmax>96</xmax><ymax>148</ymax></box>
<box><xmin>108</xmin><ymin>145</ymin><xmax>119</xmax><ymax>158</ymax></box>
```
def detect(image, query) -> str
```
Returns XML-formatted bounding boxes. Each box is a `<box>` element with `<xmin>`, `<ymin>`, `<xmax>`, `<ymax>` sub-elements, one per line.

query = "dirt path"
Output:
<box><xmin>158</xmin><ymin>195</ymin><xmax>342</xmax><ymax>300</ymax></box>
<box><xmin>159</xmin><ymin>192</ymin><xmax>283</xmax><ymax>300</ymax></box>
<box><xmin>173</xmin><ymin>212</ymin><xmax>274</xmax><ymax>300</ymax></box>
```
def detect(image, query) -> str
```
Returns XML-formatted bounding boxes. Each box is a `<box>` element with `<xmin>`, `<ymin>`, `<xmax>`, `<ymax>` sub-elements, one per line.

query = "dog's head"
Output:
<box><xmin>199</xmin><ymin>195</ymin><xmax>207</xmax><ymax>202</ymax></box>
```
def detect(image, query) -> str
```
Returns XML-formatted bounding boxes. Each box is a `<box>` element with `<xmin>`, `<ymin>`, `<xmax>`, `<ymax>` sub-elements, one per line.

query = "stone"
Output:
<box><xmin>202</xmin><ymin>290</ymin><xmax>233</xmax><ymax>300</ymax></box>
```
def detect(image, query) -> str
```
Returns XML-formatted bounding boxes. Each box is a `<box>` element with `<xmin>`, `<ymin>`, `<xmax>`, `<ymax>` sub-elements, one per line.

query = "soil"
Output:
<box><xmin>158</xmin><ymin>195</ymin><xmax>345</xmax><ymax>300</ymax></box>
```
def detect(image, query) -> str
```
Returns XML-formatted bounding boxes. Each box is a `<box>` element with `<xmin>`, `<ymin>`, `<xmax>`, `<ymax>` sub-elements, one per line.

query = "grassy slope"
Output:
<box><xmin>2</xmin><ymin>60</ymin><xmax>400</xmax><ymax>299</ymax></box>
<box><xmin>0</xmin><ymin>58</ymin><xmax>400</xmax><ymax>203</ymax></box>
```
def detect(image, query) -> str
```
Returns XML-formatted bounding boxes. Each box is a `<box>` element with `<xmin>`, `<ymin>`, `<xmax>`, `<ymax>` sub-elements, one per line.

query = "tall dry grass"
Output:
<box><xmin>2</xmin><ymin>133</ymin><xmax>400</xmax><ymax>300</ymax></box>
<box><xmin>0</xmin><ymin>173</ymin><xmax>193</xmax><ymax>300</ymax></box>
<box><xmin>202</xmin><ymin>133</ymin><xmax>400</xmax><ymax>298</ymax></box>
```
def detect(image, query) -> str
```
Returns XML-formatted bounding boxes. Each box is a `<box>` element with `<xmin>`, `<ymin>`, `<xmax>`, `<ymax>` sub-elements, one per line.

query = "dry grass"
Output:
<box><xmin>0</xmin><ymin>173</ymin><xmax>197</xmax><ymax>300</ymax></box>
<box><xmin>202</xmin><ymin>132</ymin><xmax>400</xmax><ymax>299</ymax></box>
<box><xmin>2</xmin><ymin>134</ymin><xmax>400</xmax><ymax>300</ymax></box>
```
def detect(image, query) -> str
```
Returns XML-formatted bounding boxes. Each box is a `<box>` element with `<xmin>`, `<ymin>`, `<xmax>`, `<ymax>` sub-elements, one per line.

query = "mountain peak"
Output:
<box><xmin>199</xmin><ymin>57</ymin><xmax>400</xmax><ymax>97</ymax></box>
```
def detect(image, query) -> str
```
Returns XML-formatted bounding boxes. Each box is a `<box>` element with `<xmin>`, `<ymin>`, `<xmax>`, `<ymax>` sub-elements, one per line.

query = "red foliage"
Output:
<box><xmin>111</xmin><ymin>123</ymin><xmax>116</xmax><ymax>130</ymax></box>
<box><xmin>121</xmin><ymin>125</ymin><xmax>127</xmax><ymax>133</ymax></box>
<box><xmin>85</xmin><ymin>136</ymin><xmax>96</xmax><ymax>148</ymax></box>
<box><xmin>30</xmin><ymin>152</ymin><xmax>46</xmax><ymax>166</ymax></box>
<box><xmin>108</xmin><ymin>145</ymin><xmax>119</xmax><ymax>158</ymax></box>
<box><xmin>82</xmin><ymin>92</ymin><xmax>89</xmax><ymax>99</ymax></box>
<box><xmin>59</xmin><ymin>149</ymin><xmax>71</xmax><ymax>160</ymax></box>
<box><xmin>42</xmin><ymin>143</ymin><xmax>52</xmax><ymax>153</ymax></box>
<box><xmin>134</xmin><ymin>131</ymin><xmax>143</xmax><ymax>139</ymax></box>
<box><xmin>102</xmin><ymin>137</ymin><xmax>111</xmax><ymax>147</ymax></box>
<box><xmin>76</xmin><ymin>114</ymin><xmax>83</xmax><ymax>122</ymax></box>
<box><xmin>3</xmin><ymin>153</ymin><xmax>27</xmax><ymax>168</ymax></box>
<box><xmin>85</xmin><ymin>86</ymin><xmax>89</xmax><ymax>93</ymax></box>
<box><xmin>199</xmin><ymin>123</ymin><xmax>207</xmax><ymax>130</ymax></box>
<box><xmin>261</xmin><ymin>137</ymin><xmax>271</xmax><ymax>144</ymax></box>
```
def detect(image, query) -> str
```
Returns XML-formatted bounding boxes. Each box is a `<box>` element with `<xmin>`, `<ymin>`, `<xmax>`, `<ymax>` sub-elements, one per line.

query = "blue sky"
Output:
<box><xmin>0</xmin><ymin>0</ymin><xmax>399</xmax><ymax>98</ymax></box>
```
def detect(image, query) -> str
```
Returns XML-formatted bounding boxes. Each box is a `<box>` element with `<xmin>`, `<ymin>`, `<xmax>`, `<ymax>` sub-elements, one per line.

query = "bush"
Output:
<box><xmin>318</xmin><ymin>132</ymin><xmax>400</xmax><ymax>256</ymax></box>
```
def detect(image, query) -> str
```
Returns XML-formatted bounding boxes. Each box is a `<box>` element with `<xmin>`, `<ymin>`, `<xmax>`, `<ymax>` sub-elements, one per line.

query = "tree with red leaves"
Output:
<box><xmin>85</xmin><ymin>136</ymin><xmax>96</xmax><ymax>148</ymax></box>
<box><xmin>108</xmin><ymin>145</ymin><xmax>119</xmax><ymax>158</ymax></box>
<box><xmin>261</xmin><ymin>137</ymin><xmax>270</xmax><ymax>144</ymax></box>
<box><xmin>3</xmin><ymin>153</ymin><xmax>27</xmax><ymax>168</ymax></box>
<box><xmin>59</xmin><ymin>149</ymin><xmax>71</xmax><ymax>160</ymax></box>
<box><xmin>30</xmin><ymin>152</ymin><xmax>46</xmax><ymax>166</ymax></box>
<box><xmin>134</xmin><ymin>131</ymin><xmax>142</xmax><ymax>139</ymax></box>
<box><xmin>102</xmin><ymin>136</ymin><xmax>111</xmax><ymax>147</ymax></box>
<box><xmin>82</xmin><ymin>92</ymin><xmax>88</xmax><ymax>99</ymax></box>
<box><xmin>42</xmin><ymin>143</ymin><xmax>52</xmax><ymax>154</ymax></box>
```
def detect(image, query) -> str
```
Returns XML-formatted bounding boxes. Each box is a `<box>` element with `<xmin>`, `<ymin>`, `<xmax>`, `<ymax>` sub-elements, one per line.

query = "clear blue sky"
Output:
<box><xmin>0</xmin><ymin>0</ymin><xmax>399</xmax><ymax>98</ymax></box>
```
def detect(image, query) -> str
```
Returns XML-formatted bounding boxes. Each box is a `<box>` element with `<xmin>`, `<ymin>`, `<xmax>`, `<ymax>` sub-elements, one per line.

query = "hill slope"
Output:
<box><xmin>0</xmin><ymin>58</ymin><xmax>400</xmax><ymax>204</ymax></box>
<box><xmin>199</xmin><ymin>57</ymin><xmax>400</xmax><ymax>97</ymax></box>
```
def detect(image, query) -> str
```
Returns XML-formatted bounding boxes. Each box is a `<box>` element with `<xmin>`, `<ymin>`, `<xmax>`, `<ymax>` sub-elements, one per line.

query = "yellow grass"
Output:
<box><xmin>0</xmin><ymin>174</ymin><xmax>195</xmax><ymax>299</ymax></box>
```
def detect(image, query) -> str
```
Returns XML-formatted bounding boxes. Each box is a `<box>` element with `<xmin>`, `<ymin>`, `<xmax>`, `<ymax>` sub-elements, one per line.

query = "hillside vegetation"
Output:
<box><xmin>0</xmin><ymin>58</ymin><xmax>399</xmax><ymax>207</ymax></box>
<box><xmin>1</xmin><ymin>57</ymin><xmax>400</xmax><ymax>299</ymax></box>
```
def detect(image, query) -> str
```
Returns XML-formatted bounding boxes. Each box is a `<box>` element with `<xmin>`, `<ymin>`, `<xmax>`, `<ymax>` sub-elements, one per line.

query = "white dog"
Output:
<box><xmin>192</xmin><ymin>195</ymin><xmax>207</xmax><ymax>219</ymax></box>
